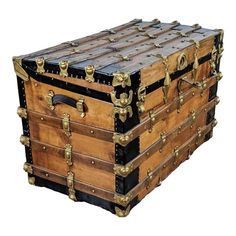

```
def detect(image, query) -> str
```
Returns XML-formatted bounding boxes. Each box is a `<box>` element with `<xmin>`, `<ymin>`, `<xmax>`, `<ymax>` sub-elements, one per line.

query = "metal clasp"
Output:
<box><xmin>59</xmin><ymin>61</ymin><xmax>69</xmax><ymax>77</ymax></box>
<box><xmin>62</xmin><ymin>113</ymin><xmax>71</xmax><ymax>137</ymax></box>
<box><xmin>64</xmin><ymin>144</ymin><xmax>72</xmax><ymax>166</ymax></box>
<box><xmin>46</xmin><ymin>90</ymin><xmax>55</xmax><ymax>110</ymax></box>
<box><xmin>146</xmin><ymin>168</ymin><xmax>153</xmax><ymax>190</ymax></box>
<box><xmin>36</xmin><ymin>57</ymin><xmax>45</xmax><ymax>74</ymax></box>
<box><xmin>85</xmin><ymin>65</ymin><xmax>95</xmax><ymax>83</ymax></box>
<box><xmin>67</xmin><ymin>171</ymin><xmax>77</xmax><ymax>201</ymax></box>
<box><xmin>148</xmin><ymin>110</ymin><xmax>156</xmax><ymax>133</ymax></box>
<box><xmin>112</xmin><ymin>72</ymin><xmax>131</xmax><ymax>88</ymax></box>
<box><xmin>111</xmin><ymin>91</ymin><xmax>133</xmax><ymax>108</ymax></box>
<box><xmin>76</xmin><ymin>98</ymin><xmax>86</xmax><ymax>118</ymax></box>
<box><xmin>136</xmin><ymin>84</ymin><xmax>146</xmax><ymax>114</ymax></box>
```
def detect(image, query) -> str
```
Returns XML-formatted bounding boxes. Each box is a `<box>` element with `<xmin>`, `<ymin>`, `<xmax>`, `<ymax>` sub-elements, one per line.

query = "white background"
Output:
<box><xmin>1</xmin><ymin>0</ymin><xmax>235</xmax><ymax>235</ymax></box>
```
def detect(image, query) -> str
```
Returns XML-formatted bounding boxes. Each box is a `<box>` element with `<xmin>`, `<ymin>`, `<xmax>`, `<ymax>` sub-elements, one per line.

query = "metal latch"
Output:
<box><xmin>59</xmin><ymin>60</ymin><xmax>69</xmax><ymax>77</ymax></box>
<box><xmin>46</xmin><ymin>90</ymin><xmax>55</xmax><ymax>110</ymax></box>
<box><xmin>62</xmin><ymin>113</ymin><xmax>71</xmax><ymax>137</ymax></box>
<box><xmin>136</xmin><ymin>84</ymin><xmax>146</xmax><ymax>114</ymax></box>
<box><xmin>85</xmin><ymin>65</ymin><xmax>95</xmax><ymax>83</ymax></box>
<box><xmin>76</xmin><ymin>98</ymin><xmax>86</xmax><ymax>118</ymax></box>
<box><xmin>67</xmin><ymin>171</ymin><xmax>77</xmax><ymax>201</ymax></box>
<box><xmin>145</xmin><ymin>168</ymin><xmax>153</xmax><ymax>190</ymax></box>
<box><xmin>64</xmin><ymin>144</ymin><xmax>72</xmax><ymax>166</ymax></box>
<box><xmin>36</xmin><ymin>57</ymin><xmax>45</xmax><ymax>74</ymax></box>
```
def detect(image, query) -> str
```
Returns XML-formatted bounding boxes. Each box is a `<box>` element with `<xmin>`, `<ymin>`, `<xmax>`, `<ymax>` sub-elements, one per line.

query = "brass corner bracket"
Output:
<box><xmin>12</xmin><ymin>57</ymin><xmax>29</xmax><ymax>82</ymax></box>
<box><xmin>23</xmin><ymin>163</ymin><xmax>33</xmax><ymax>174</ymax></box>
<box><xmin>20</xmin><ymin>135</ymin><xmax>30</xmax><ymax>147</ymax></box>
<box><xmin>112</xmin><ymin>72</ymin><xmax>131</xmax><ymax>88</ymax></box>
<box><xmin>115</xmin><ymin>205</ymin><xmax>131</xmax><ymax>217</ymax></box>
<box><xmin>113</xmin><ymin>132</ymin><xmax>133</xmax><ymax>147</ymax></box>
<box><xmin>114</xmin><ymin>193</ymin><xmax>132</xmax><ymax>207</ymax></box>
<box><xmin>17</xmin><ymin>107</ymin><xmax>27</xmax><ymax>119</ymax></box>
<box><xmin>114</xmin><ymin>163</ymin><xmax>133</xmax><ymax>177</ymax></box>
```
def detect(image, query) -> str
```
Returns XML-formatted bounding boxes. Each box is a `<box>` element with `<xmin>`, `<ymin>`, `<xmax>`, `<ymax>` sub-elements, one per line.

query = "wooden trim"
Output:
<box><xmin>28</xmin><ymin>110</ymin><xmax>114</xmax><ymax>142</ymax></box>
<box><xmin>26</xmin><ymin>119</ymin><xmax>216</xmax><ymax>206</ymax></box>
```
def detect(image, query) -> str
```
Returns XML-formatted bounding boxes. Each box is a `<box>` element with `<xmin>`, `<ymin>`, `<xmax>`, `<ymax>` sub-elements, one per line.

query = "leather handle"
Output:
<box><xmin>46</xmin><ymin>90</ymin><xmax>87</xmax><ymax>117</ymax></box>
<box><xmin>177</xmin><ymin>76</ymin><xmax>203</xmax><ymax>94</ymax></box>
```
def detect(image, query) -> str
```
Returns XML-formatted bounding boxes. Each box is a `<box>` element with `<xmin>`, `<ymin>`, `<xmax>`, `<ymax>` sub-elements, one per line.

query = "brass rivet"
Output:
<box><xmin>159</xmin><ymin>148</ymin><xmax>162</xmax><ymax>153</ymax></box>
<box><xmin>177</xmin><ymin>109</ymin><xmax>180</xmax><ymax>113</ymax></box>
<box><xmin>146</xmin><ymin>152</ymin><xmax>150</xmax><ymax>156</ymax></box>
<box><xmin>45</xmin><ymin>173</ymin><xmax>49</xmax><ymax>177</ymax></box>
<box><xmin>42</xmin><ymin>146</ymin><xmax>46</xmax><ymax>150</ymax></box>
<box><xmin>91</xmin><ymin>161</ymin><xmax>95</xmax><ymax>165</ymax></box>
<box><xmin>40</xmin><ymin>117</ymin><xmax>44</xmax><ymax>121</ymax></box>
<box><xmin>91</xmin><ymin>189</ymin><xmax>95</xmax><ymax>193</ymax></box>
<box><xmin>192</xmin><ymin>92</ymin><xmax>195</xmax><ymax>96</ymax></box>
<box><xmin>163</xmin><ymin>164</ymin><xmax>166</xmax><ymax>168</ymax></box>
<box><xmin>190</xmin><ymin>125</ymin><xmax>193</xmax><ymax>129</ymax></box>
<box><xmin>166</xmin><ymin>109</ymin><xmax>169</xmax><ymax>113</ymax></box>
<box><xmin>34</xmin><ymin>83</ymin><xmax>38</xmax><ymax>87</ymax></box>
<box><xmin>90</xmin><ymin>130</ymin><xmax>94</xmax><ymax>134</ymax></box>
<box><xmin>204</xmin><ymin>108</ymin><xmax>207</xmax><ymax>112</ymax></box>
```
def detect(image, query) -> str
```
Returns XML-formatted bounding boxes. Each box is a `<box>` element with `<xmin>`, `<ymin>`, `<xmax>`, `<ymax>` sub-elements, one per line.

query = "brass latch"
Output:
<box><xmin>46</xmin><ymin>90</ymin><xmax>55</xmax><ymax>110</ymax></box>
<box><xmin>136</xmin><ymin>84</ymin><xmax>146</xmax><ymax>114</ymax></box>
<box><xmin>157</xmin><ymin>54</ymin><xmax>171</xmax><ymax>104</ymax></box>
<box><xmin>17</xmin><ymin>107</ymin><xmax>27</xmax><ymax>119</ymax></box>
<box><xmin>59</xmin><ymin>60</ymin><xmax>69</xmax><ymax>77</ymax></box>
<box><xmin>111</xmin><ymin>90</ymin><xmax>133</xmax><ymax>122</ymax></box>
<box><xmin>113</xmin><ymin>132</ymin><xmax>133</xmax><ymax>147</ymax></box>
<box><xmin>148</xmin><ymin>110</ymin><xmax>156</xmax><ymax>133</ymax></box>
<box><xmin>113</xmin><ymin>163</ymin><xmax>133</xmax><ymax>177</ymax></box>
<box><xmin>85</xmin><ymin>65</ymin><xmax>95</xmax><ymax>83</ymax></box>
<box><xmin>114</xmin><ymin>193</ymin><xmax>132</xmax><ymax>207</ymax></box>
<box><xmin>67</xmin><ymin>171</ymin><xmax>77</xmax><ymax>201</ymax></box>
<box><xmin>210</xmin><ymin>46</ymin><xmax>217</xmax><ymax>75</ymax></box>
<box><xmin>76</xmin><ymin>98</ymin><xmax>86</xmax><ymax>118</ymax></box>
<box><xmin>36</xmin><ymin>57</ymin><xmax>45</xmax><ymax>74</ymax></box>
<box><xmin>112</xmin><ymin>72</ymin><xmax>131</xmax><ymax>88</ymax></box>
<box><xmin>145</xmin><ymin>168</ymin><xmax>153</xmax><ymax>190</ymax></box>
<box><xmin>62</xmin><ymin>113</ymin><xmax>71</xmax><ymax>137</ymax></box>
<box><xmin>64</xmin><ymin>144</ymin><xmax>72</xmax><ymax>166</ymax></box>
<box><xmin>12</xmin><ymin>57</ymin><xmax>29</xmax><ymax>82</ymax></box>
<box><xmin>20</xmin><ymin>135</ymin><xmax>30</xmax><ymax>147</ymax></box>
<box><xmin>23</xmin><ymin>163</ymin><xmax>33</xmax><ymax>174</ymax></box>
<box><xmin>189</xmin><ymin>40</ymin><xmax>200</xmax><ymax>81</ymax></box>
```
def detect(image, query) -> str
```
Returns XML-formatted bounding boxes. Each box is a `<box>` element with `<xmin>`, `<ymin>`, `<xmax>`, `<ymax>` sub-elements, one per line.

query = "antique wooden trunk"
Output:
<box><xmin>13</xmin><ymin>19</ymin><xmax>223</xmax><ymax>217</ymax></box>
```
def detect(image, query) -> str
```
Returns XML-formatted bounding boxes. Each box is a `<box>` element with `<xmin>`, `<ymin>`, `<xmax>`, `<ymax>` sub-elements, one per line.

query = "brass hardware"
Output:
<box><xmin>136</xmin><ymin>26</ymin><xmax>145</xmax><ymax>32</ymax></box>
<box><xmin>85</xmin><ymin>65</ymin><xmax>95</xmax><ymax>83</ymax></box>
<box><xmin>113</xmin><ymin>132</ymin><xmax>133</xmax><ymax>147</ymax></box>
<box><xmin>190</xmin><ymin>110</ymin><xmax>196</xmax><ymax>121</ymax></box>
<box><xmin>136</xmin><ymin>84</ymin><xmax>146</xmax><ymax>113</ymax></box>
<box><xmin>177</xmin><ymin>93</ymin><xmax>184</xmax><ymax>111</ymax></box>
<box><xmin>177</xmin><ymin>53</ymin><xmax>188</xmax><ymax>71</ymax></box>
<box><xmin>174</xmin><ymin>146</ymin><xmax>179</xmax><ymax>157</ymax></box>
<box><xmin>217</xmin><ymin>72</ymin><xmax>223</xmax><ymax>81</ymax></box>
<box><xmin>112</xmin><ymin>106</ymin><xmax>133</xmax><ymax>122</ymax></box>
<box><xmin>148</xmin><ymin>110</ymin><xmax>156</xmax><ymax>133</ymax></box>
<box><xmin>20</xmin><ymin>135</ymin><xmax>30</xmax><ymax>147</ymax></box>
<box><xmin>119</xmin><ymin>55</ymin><xmax>130</xmax><ymax>61</ymax></box>
<box><xmin>28</xmin><ymin>177</ymin><xmax>35</xmax><ymax>185</ymax></box>
<box><xmin>192</xmin><ymin>23</ymin><xmax>201</xmax><ymax>29</ymax></box>
<box><xmin>114</xmin><ymin>193</ymin><xmax>132</xmax><ymax>207</ymax></box>
<box><xmin>160</xmin><ymin>132</ymin><xmax>167</xmax><ymax>144</ymax></box>
<box><xmin>176</xmin><ymin>32</ymin><xmax>188</xmax><ymax>37</ymax></box>
<box><xmin>146</xmin><ymin>168</ymin><xmax>153</xmax><ymax>190</ymax></box>
<box><xmin>171</xmin><ymin>20</ymin><xmax>180</xmax><ymax>24</ymax></box>
<box><xmin>17</xmin><ymin>107</ymin><xmax>27</xmax><ymax>119</ymax></box>
<box><xmin>12</xmin><ymin>57</ymin><xmax>29</xmax><ymax>81</ymax></box>
<box><xmin>158</xmin><ymin>55</ymin><xmax>171</xmax><ymax>103</ymax></box>
<box><xmin>111</xmin><ymin>90</ymin><xmax>133</xmax><ymax>107</ymax></box>
<box><xmin>62</xmin><ymin>113</ymin><xmax>71</xmax><ymax>137</ymax></box>
<box><xmin>46</xmin><ymin>90</ymin><xmax>55</xmax><ymax>110</ymax></box>
<box><xmin>197</xmin><ymin>128</ymin><xmax>202</xmax><ymax>138</ymax></box>
<box><xmin>191</xmin><ymin>40</ymin><xmax>200</xmax><ymax>81</ymax></box>
<box><xmin>210</xmin><ymin>46</ymin><xmax>217</xmax><ymax>75</ymax></box>
<box><xmin>76</xmin><ymin>98</ymin><xmax>86</xmax><ymax>117</ymax></box>
<box><xmin>111</xmin><ymin>90</ymin><xmax>133</xmax><ymax>122</ymax></box>
<box><xmin>64</xmin><ymin>144</ymin><xmax>72</xmax><ymax>166</ymax></box>
<box><xmin>107</xmin><ymin>37</ymin><xmax>116</xmax><ymax>42</ymax></box>
<box><xmin>154</xmin><ymin>42</ymin><xmax>163</xmax><ymax>48</ymax></box>
<box><xmin>23</xmin><ymin>163</ymin><xmax>33</xmax><ymax>174</ymax></box>
<box><xmin>144</xmin><ymin>33</ymin><xmax>156</xmax><ymax>39</ymax></box>
<box><xmin>67</xmin><ymin>171</ymin><xmax>77</xmax><ymax>201</ymax></box>
<box><xmin>36</xmin><ymin>57</ymin><xmax>45</xmax><ymax>74</ymax></box>
<box><xmin>112</xmin><ymin>72</ymin><xmax>131</xmax><ymax>88</ymax></box>
<box><xmin>59</xmin><ymin>60</ymin><xmax>69</xmax><ymax>77</ymax></box>
<box><xmin>152</xmin><ymin>18</ymin><xmax>160</xmax><ymax>23</ymax></box>
<box><xmin>215</xmin><ymin>96</ymin><xmax>220</xmax><ymax>105</ymax></box>
<box><xmin>212</xmin><ymin>119</ymin><xmax>218</xmax><ymax>128</ymax></box>
<box><xmin>114</xmin><ymin>163</ymin><xmax>133</xmax><ymax>177</ymax></box>
<box><xmin>115</xmin><ymin>205</ymin><xmax>131</xmax><ymax>217</ymax></box>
